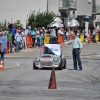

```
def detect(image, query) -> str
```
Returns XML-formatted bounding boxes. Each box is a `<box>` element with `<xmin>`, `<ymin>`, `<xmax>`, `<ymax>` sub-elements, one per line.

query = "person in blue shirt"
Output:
<box><xmin>15</xmin><ymin>30</ymin><xmax>22</xmax><ymax>52</ymax></box>
<box><xmin>65</xmin><ymin>28</ymin><xmax>83</xmax><ymax>71</ymax></box>
<box><xmin>11</xmin><ymin>25</ymin><xmax>16</xmax><ymax>46</ymax></box>
<box><xmin>25</xmin><ymin>26</ymin><xmax>29</xmax><ymax>35</ymax></box>
<box><xmin>31</xmin><ymin>28</ymin><xmax>36</xmax><ymax>47</ymax></box>
<box><xmin>0</xmin><ymin>31</ymin><xmax>7</xmax><ymax>63</ymax></box>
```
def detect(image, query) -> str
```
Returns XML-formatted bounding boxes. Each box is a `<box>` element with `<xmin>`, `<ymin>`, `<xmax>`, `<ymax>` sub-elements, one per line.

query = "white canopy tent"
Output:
<box><xmin>54</xmin><ymin>17</ymin><xmax>63</xmax><ymax>23</ymax></box>
<box><xmin>49</xmin><ymin>22</ymin><xmax>64</xmax><ymax>27</ymax></box>
<box><xmin>67</xmin><ymin>18</ymin><xmax>80</xmax><ymax>27</ymax></box>
<box><xmin>48</xmin><ymin>17</ymin><xmax>64</xmax><ymax>28</ymax></box>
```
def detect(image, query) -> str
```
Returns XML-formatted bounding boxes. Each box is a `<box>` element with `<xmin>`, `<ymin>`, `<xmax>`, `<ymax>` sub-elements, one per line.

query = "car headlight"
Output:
<box><xmin>53</xmin><ymin>58</ymin><xmax>58</xmax><ymax>62</ymax></box>
<box><xmin>35</xmin><ymin>58</ymin><xmax>40</xmax><ymax>62</ymax></box>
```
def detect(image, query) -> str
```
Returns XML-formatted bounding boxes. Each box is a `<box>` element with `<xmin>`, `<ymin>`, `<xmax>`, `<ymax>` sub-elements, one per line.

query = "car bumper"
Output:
<box><xmin>35</xmin><ymin>64</ymin><xmax>59</xmax><ymax>68</ymax></box>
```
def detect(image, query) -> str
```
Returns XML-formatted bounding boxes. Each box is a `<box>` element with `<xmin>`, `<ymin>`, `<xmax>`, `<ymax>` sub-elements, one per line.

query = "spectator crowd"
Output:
<box><xmin>0</xmin><ymin>25</ymin><xmax>100</xmax><ymax>56</ymax></box>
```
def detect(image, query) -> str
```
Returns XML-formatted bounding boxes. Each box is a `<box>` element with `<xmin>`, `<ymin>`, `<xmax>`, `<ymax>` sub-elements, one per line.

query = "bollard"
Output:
<box><xmin>0</xmin><ymin>60</ymin><xmax>4</xmax><ymax>71</ymax></box>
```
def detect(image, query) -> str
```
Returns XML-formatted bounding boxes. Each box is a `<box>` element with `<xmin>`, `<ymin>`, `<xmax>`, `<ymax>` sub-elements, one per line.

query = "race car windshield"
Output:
<box><xmin>43</xmin><ymin>47</ymin><xmax>54</xmax><ymax>55</ymax></box>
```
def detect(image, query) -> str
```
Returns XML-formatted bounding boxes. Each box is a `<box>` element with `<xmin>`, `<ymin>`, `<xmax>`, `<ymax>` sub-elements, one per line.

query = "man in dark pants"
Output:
<box><xmin>0</xmin><ymin>31</ymin><xmax>7</xmax><ymax>64</ymax></box>
<box><xmin>31</xmin><ymin>28</ymin><xmax>36</xmax><ymax>47</ymax></box>
<box><xmin>11</xmin><ymin>25</ymin><xmax>16</xmax><ymax>46</ymax></box>
<box><xmin>65</xmin><ymin>29</ymin><xmax>83</xmax><ymax>71</ymax></box>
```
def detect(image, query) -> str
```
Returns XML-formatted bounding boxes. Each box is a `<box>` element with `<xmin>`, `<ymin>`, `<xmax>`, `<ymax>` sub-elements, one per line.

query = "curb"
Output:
<box><xmin>4</xmin><ymin>62</ymin><xmax>21</xmax><ymax>69</ymax></box>
<box><xmin>63</xmin><ymin>42</ymin><xmax>100</xmax><ymax>46</ymax></box>
<box><xmin>65</xmin><ymin>53</ymin><xmax>96</xmax><ymax>57</ymax></box>
<box><xmin>5</xmin><ymin>53</ymin><xmax>96</xmax><ymax>59</ymax></box>
<box><xmin>5</xmin><ymin>57</ymin><xmax>35</xmax><ymax>59</ymax></box>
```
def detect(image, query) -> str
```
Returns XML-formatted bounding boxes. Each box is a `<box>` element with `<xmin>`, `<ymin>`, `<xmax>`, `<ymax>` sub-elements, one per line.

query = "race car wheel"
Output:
<box><xmin>33</xmin><ymin>61</ymin><xmax>38</xmax><ymax>69</ymax></box>
<box><xmin>58</xmin><ymin>60</ymin><xmax>63</xmax><ymax>70</ymax></box>
<box><xmin>63</xmin><ymin>59</ymin><xmax>66</xmax><ymax>69</ymax></box>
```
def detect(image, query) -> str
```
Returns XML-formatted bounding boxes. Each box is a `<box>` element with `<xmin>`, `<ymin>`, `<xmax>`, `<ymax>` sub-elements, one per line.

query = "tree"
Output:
<box><xmin>14</xmin><ymin>20</ymin><xmax>23</xmax><ymax>29</ymax></box>
<box><xmin>28</xmin><ymin>10</ymin><xmax>56</xmax><ymax>28</ymax></box>
<box><xmin>0</xmin><ymin>20</ymin><xmax>7</xmax><ymax>30</ymax></box>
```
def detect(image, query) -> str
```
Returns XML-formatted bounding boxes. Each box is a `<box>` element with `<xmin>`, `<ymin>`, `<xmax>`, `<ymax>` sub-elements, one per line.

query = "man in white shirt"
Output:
<box><xmin>92</xmin><ymin>29</ymin><xmax>96</xmax><ymax>43</ymax></box>
<box><xmin>66</xmin><ymin>31</ymin><xmax>69</xmax><ymax>41</ymax></box>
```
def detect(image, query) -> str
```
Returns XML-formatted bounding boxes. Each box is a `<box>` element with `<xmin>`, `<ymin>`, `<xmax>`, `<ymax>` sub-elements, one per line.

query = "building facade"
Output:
<box><xmin>0</xmin><ymin>0</ymin><xmax>100</xmax><ymax>30</ymax></box>
<box><xmin>0</xmin><ymin>0</ymin><xmax>58</xmax><ymax>28</ymax></box>
<box><xmin>59</xmin><ymin>0</ymin><xmax>100</xmax><ymax>34</ymax></box>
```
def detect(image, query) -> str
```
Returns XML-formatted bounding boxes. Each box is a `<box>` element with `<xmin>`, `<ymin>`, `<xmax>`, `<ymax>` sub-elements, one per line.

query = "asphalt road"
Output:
<box><xmin>0</xmin><ymin>54</ymin><xmax>100</xmax><ymax>100</ymax></box>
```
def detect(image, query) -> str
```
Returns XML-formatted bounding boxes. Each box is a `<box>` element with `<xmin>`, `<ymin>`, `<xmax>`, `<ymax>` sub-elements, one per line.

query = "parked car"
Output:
<box><xmin>33</xmin><ymin>44</ymin><xmax>66</xmax><ymax>70</ymax></box>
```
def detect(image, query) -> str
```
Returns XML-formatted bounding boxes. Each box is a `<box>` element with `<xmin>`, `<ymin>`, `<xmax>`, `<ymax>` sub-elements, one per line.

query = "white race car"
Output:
<box><xmin>33</xmin><ymin>44</ymin><xmax>66</xmax><ymax>70</ymax></box>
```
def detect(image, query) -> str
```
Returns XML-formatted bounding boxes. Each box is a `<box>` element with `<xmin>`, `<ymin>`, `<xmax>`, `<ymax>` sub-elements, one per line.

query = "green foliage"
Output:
<box><xmin>28</xmin><ymin>10</ymin><xmax>56</xmax><ymax>28</ymax></box>
<box><xmin>14</xmin><ymin>20</ymin><xmax>23</xmax><ymax>29</ymax></box>
<box><xmin>0</xmin><ymin>20</ymin><xmax>7</xmax><ymax>30</ymax></box>
<box><xmin>0</xmin><ymin>20</ymin><xmax>23</xmax><ymax>30</ymax></box>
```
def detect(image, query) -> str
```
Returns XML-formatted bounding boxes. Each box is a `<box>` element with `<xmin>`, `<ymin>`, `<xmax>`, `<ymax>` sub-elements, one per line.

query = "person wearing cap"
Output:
<box><xmin>0</xmin><ymin>31</ymin><xmax>7</xmax><ymax>62</ymax></box>
<box><xmin>65</xmin><ymin>29</ymin><xmax>83</xmax><ymax>71</ymax></box>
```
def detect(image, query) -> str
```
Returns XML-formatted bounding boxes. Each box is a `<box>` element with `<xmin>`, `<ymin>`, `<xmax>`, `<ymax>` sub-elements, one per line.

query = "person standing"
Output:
<box><xmin>39</xmin><ymin>33</ymin><xmax>43</xmax><ymax>48</ymax></box>
<box><xmin>31</xmin><ymin>28</ymin><xmax>36</xmax><ymax>47</ymax></box>
<box><xmin>0</xmin><ymin>31</ymin><xmax>7</xmax><ymax>63</ymax></box>
<box><xmin>21</xmin><ymin>29</ymin><xmax>27</xmax><ymax>49</ymax></box>
<box><xmin>50</xmin><ymin>27</ymin><xmax>57</xmax><ymax>43</ymax></box>
<box><xmin>92</xmin><ymin>28</ymin><xmax>96</xmax><ymax>43</ymax></box>
<box><xmin>36</xmin><ymin>28</ymin><xmax>40</xmax><ymax>47</ymax></box>
<box><xmin>65</xmin><ymin>29</ymin><xmax>83</xmax><ymax>71</ymax></box>
<box><xmin>11</xmin><ymin>25</ymin><xmax>16</xmax><ymax>46</ymax></box>
<box><xmin>66</xmin><ymin>30</ymin><xmax>69</xmax><ymax>41</ymax></box>
<box><xmin>6</xmin><ymin>29</ymin><xmax>13</xmax><ymax>53</ymax></box>
<box><xmin>14</xmin><ymin>30</ymin><xmax>22</xmax><ymax>52</ymax></box>
<box><xmin>57</xmin><ymin>28</ymin><xmax>64</xmax><ymax>44</ymax></box>
<box><xmin>16</xmin><ymin>26</ymin><xmax>21</xmax><ymax>33</ymax></box>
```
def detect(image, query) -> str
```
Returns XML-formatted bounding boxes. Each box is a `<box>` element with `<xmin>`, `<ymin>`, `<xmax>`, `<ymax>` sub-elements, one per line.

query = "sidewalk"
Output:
<box><xmin>5</xmin><ymin>43</ymin><xmax>98</xmax><ymax>59</ymax></box>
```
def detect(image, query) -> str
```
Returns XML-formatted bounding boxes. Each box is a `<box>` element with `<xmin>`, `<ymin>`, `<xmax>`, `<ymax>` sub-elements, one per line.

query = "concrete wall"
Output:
<box><xmin>76</xmin><ymin>0</ymin><xmax>92</xmax><ymax>16</ymax></box>
<box><xmin>48</xmin><ymin>0</ymin><xmax>59</xmax><ymax>13</ymax></box>
<box><xmin>95</xmin><ymin>0</ymin><xmax>100</xmax><ymax>5</ymax></box>
<box><xmin>0</xmin><ymin>0</ymin><xmax>58</xmax><ymax>28</ymax></box>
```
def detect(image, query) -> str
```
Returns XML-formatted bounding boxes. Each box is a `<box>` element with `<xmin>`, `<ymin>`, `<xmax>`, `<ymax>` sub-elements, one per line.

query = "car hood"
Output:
<box><xmin>40</xmin><ymin>54</ymin><xmax>59</xmax><ymax>58</ymax></box>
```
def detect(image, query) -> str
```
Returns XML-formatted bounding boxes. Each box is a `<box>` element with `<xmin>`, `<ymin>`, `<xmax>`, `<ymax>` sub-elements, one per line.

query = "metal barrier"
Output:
<box><xmin>80</xmin><ymin>34</ymin><xmax>84</xmax><ymax>43</ymax></box>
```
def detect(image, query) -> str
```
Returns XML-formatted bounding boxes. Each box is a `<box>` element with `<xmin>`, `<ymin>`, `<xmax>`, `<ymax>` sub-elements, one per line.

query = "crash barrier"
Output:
<box><xmin>58</xmin><ymin>34</ymin><xmax>63</xmax><ymax>44</ymax></box>
<box><xmin>0</xmin><ymin>60</ymin><xmax>4</xmax><ymax>71</ymax></box>
<box><xmin>26</xmin><ymin>34</ymin><xmax>33</xmax><ymax>48</ymax></box>
<box><xmin>80</xmin><ymin>34</ymin><xmax>84</xmax><ymax>43</ymax></box>
<box><xmin>44</xmin><ymin>34</ymin><xmax>50</xmax><ymax>44</ymax></box>
<box><xmin>6</xmin><ymin>40</ymin><xmax>10</xmax><ymax>54</ymax></box>
<box><xmin>88</xmin><ymin>34</ymin><xmax>92</xmax><ymax>43</ymax></box>
<box><xmin>48</xmin><ymin>66</ymin><xmax>57</xmax><ymax>89</ymax></box>
<box><xmin>95</xmin><ymin>34</ymin><xmax>99</xmax><ymax>42</ymax></box>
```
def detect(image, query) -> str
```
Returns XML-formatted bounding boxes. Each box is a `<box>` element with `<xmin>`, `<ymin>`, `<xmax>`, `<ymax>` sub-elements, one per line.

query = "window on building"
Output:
<box><xmin>88</xmin><ymin>0</ymin><xmax>91</xmax><ymax>4</ymax></box>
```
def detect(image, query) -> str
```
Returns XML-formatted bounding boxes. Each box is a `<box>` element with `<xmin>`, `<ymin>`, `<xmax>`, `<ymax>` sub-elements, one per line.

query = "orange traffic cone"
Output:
<box><xmin>48</xmin><ymin>66</ymin><xmax>57</xmax><ymax>89</ymax></box>
<box><xmin>0</xmin><ymin>60</ymin><xmax>4</xmax><ymax>71</ymax></box>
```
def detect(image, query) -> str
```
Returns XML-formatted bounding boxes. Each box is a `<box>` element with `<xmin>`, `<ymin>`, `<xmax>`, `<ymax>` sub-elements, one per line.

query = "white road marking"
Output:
<box><xmin>5</xmin><ymin>62</ymin><xmax>21</xmax><ymax>69</ymax></box>
<box><xmin>96</xmin><ymin>55</ymin><xmax>100</xmax><ymax>57</ymax></box>
<box><xmin>85</xmin><ymin>56</ymin><xmax>90</xmax><ymax>58</ymax></box>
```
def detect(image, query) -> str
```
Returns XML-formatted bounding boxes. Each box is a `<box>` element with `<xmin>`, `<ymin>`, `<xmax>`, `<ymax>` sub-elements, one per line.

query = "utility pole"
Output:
<box><xmin>47</xmin><ymin>0</ymin><xmax>48</xmax><ymax>12</ymax></box>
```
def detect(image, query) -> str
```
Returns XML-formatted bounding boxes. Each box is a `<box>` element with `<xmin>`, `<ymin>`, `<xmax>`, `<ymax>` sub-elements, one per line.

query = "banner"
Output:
<box><xmin>44</xmin><ymin>44</ymin><xmax>61</xmax><ymax>56</ymax></box>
